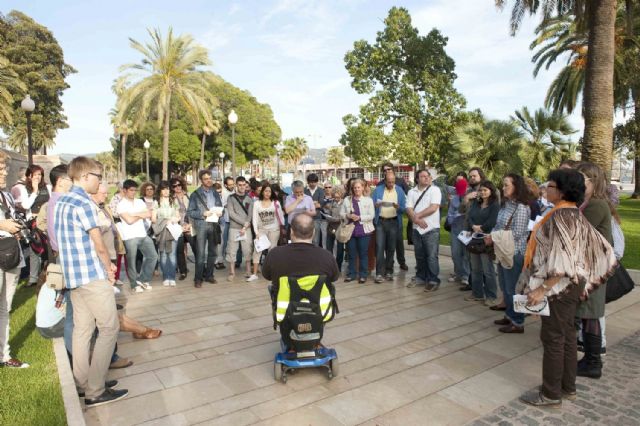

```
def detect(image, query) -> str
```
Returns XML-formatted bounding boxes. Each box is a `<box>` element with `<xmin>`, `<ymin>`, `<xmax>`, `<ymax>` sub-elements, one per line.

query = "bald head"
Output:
<box><xmin>290</xmin><ymin>214</ymin><xmax>315</xmax><ymax>242</ymax></box>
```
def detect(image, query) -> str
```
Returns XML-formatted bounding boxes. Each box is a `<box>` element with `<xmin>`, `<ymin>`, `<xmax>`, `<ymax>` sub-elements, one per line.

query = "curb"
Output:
<box><xmin>52</xmin><ymin>337</ymin><xmax>86</xmax><ymax>426</ymax></box>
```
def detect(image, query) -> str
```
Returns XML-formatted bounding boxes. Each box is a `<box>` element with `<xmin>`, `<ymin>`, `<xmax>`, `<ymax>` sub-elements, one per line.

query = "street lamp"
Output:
<box><xmin>276</xmin><ymin>143</ymin><xmax>283</xmax><ymax>183</ymax></box>
<box><xmin>143</xmin><ymin>139</ymin><xmax>150</xmax><ymax>180</ymax></box>
<box><xmin>219</xmin><ymin>152</ymin><xmax>225</xmax><ymax>178</ymax></box>
<box><xmin>228</xmin><ymin>109</ymin><xmax>238</xmax><ymax>177</ymax></box>
<box><xmin>20</xmin><ymin>95</ymin><xmax>35</xmax><ymax>165</ymax></box>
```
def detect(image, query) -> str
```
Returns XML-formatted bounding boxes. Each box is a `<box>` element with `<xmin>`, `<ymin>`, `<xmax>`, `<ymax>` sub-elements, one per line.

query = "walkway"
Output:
<box><xmin>81</xmin><ymin>254</ymin><xmax>640</xmax><ymax>425</ymax></box>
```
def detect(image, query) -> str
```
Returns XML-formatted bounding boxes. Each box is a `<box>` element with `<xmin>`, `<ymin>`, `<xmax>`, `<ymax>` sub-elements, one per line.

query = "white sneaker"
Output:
<box><xmin>163</xmin><ymin>280</ymin><xmax>171</xmax><ymax>287</ymax></box>
<box><xmin>246</xmin><ymin>274</ymin><xmax>259</xmax><ymax>282</ymax></box>
<box><xmin>448</xmin><ymin>276</ymin><xmax>460</xmax><ymax>283</ymax></box>
<box><xmin>170</xmin><ymin>280</ymin><xmax>176</xmax><ymax>287</ymax></box>
<box><xmin>141</xmin><ymin>282</ymin><xmax>152</xmax><ymax>290</ymax></box>
<box><xmin>134</xmin><ymin>286</ymin><xmax>144</xmax><ymax>293</ymax></box>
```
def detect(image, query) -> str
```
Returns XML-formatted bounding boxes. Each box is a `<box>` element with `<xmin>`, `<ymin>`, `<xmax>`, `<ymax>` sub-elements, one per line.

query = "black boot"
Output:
<box><xmin>577</xmin><ymin>331</ymin><xmax>602</xmax><ymax>379</ymax></box>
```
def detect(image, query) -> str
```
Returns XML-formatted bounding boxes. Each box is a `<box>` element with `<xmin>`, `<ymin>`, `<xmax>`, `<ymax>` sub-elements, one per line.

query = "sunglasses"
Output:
<box><xmin>172</xmin><ymin>184</ymin><xmax>181</xmax><ymax>188</ymax></box>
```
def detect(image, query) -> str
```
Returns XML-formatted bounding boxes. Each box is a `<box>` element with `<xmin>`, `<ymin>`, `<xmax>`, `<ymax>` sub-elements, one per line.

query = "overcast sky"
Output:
<box><xmin>3</xmin><ymin>0</ymin><xmax>582</xmax><ymax>154</ymax></box>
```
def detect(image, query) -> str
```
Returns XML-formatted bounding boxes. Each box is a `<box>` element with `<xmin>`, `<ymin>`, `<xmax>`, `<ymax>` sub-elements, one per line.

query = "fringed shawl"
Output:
<box><xmin>527</xmin><ymin>208</ymin><xmax>617</xmax><ymax>297</ymax></box>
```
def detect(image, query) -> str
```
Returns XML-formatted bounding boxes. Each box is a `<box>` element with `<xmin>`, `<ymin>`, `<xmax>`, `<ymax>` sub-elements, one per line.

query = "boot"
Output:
<box><xmin>577</xmin><ymin>331</ymin><xmax>602</xmax><ymax>379</ymax></box>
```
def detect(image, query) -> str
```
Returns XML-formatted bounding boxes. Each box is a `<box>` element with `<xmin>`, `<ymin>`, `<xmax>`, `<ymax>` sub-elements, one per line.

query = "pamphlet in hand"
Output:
<box><xmin>234</xmin><ymin>232</ymin><xmax>247</xmax><ymax>242</ymax></box>
<box><xmin>166</xmin><ymin>223</ymin><xmax>183</xmax><ymax>241</ymax></box>
<box><xmin>205</xmin><ymin>207</ymin><xmax>224</xmax><ymax>223</ymax></box>
<box><xmin>528</xmin><ymin>215</ymin><xmax>543</xmax><ymax>231</ymax></box>
<box><xmin>254</xmin><ymin>234</ymin><xmax>271</xmax><ymax>252</ymax></box>
<box><xmin>513</xmin><ymin>294</ymin><xmax>550</xmax><ymax>316</ymax></box>
<box><xmin>457</xmin><ymin>231</ymin><xmax>472</xmax><ymax>246</ymax></box>
<box><xmin>379</xmin><ymin>201</ymin><xmax>395</xmax><ymax>207</ymax></box>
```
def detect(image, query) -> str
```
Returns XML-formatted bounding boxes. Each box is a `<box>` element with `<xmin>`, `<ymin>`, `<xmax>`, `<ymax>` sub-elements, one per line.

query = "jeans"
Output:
<box><xmin>347</xmin><ymin>235</ymin><xmax>370</xmax><ymax>279</ymax></box>
<box><xmin>0</xmin><ymin>266</ymin><xmax>19</xmax><ymax>362</ymax></box>
<box><xmin>123</xmin><ymin>236</ymin><xmax>158</xmax><ymax>289</ymax></box>
<box><xmin>216</xmin><ymin>222</ymin><xmax>225</xmax><ymax>263</ymax></box>
<box><xmin>498</xmin><ymin>253</ymin><xmax>525</xmax><ymax>326</ymax></box>
<box><xmin>326</xmin><ymin>233</ymin><xmax>345</xmax><ymax>271</ymax></box>
<box><xmin>376</xmin><ymin>219</ymin><xmax>398</xmax><ymax>276</ymax></box>
<box><xmin>312</xmin><ymin>220</ymin><xmax>328</xmax><ymax>248</ymax></box>
<box><xmin>469</xmin><ymin>252</ymin><xmax>497</xmax><ymax>299</ymax></box>
<box><xmin>159</xmin><ymin>242</ymin><xmax>178</xmax><ymax>281</ymax></box>
<box><xmin>450</xmin><ymin>218</ymin><xmax>470</xmax><ymax>281</ymax></box>
<box><xmin>395</xmin><ymin>223</ymin><xmax>405</xmax><ymax>265</ymax></box>
<box><xmin>64</xmin><ymin>293</ymin><xmax>73</xmax><ymax>354</ymax></box>
<box><xmin>176</xmin><ymin>233</ymin><xmax>197</xmax><ymax>275</ymax></box>
<box><xmin>195</xmin><ymin>223</ymin><xmax>219</xmax><ymax>282</ymax></box>
<box><xmin>29</xmin><ymin>248</ymin><xmax>41</xmax><ymax>284</ymax></box>
<box><xmin>412</xmin><ymin>229</ymin><xmax>440</xmax><ymax>284</ymax></box>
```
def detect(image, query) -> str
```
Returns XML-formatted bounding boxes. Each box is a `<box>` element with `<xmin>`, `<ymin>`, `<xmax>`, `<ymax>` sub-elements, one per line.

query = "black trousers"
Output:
<box><xmin>176</xmin><ymin>233</ymin><xmax>197</xmax><ymax>275</ymax></box>
<box><xmin>540</xmin><ymin>284</ymin><xmax>580</xmax><ymax>400</ymax></box>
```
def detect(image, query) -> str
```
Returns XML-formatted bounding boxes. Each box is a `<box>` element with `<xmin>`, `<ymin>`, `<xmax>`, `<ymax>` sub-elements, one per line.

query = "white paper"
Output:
<box><xmin>513</xmin><ymin>294</ymin><xmax>550</xmax><ymax>316</ymax></box>
<box><xmin>166</xmin><ymin>223</ymin><xmax>183</xmax><ymax>241</ymax></box>
<box><xmin>457</xmin><ymin>231</ymin><xmax>472</xmax><ymax>246</ymax></box>
<box><xmin>234</xmin><ymin>232</ymin><xmax>247</xmax><ymax>242</ymax></box>
<box><xmin>528</xmin><ymin>215</ymin><xmax>544</xmax><ymax>231</ymax></box>
<box><xmin>205</xmin><ymin>207</ymin><xmax>224</xmax><ymax>223</ymax></box>
<box><xmin>254</xmin><ymin>234</ymin><xmax>271</xmax><ymax>252</ymax></box>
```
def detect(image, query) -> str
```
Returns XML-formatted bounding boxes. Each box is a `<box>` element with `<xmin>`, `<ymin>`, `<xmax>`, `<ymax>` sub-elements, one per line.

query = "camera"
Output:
<box><xmin>12</xmin><ymin>212</ymin><xmax>35</xmax><ymax>245</ymax></box>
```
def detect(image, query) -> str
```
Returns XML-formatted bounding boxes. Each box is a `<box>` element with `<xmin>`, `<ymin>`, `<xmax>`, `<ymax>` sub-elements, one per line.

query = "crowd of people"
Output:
<box><xmin>0</xmin><ymin>152</ymin><xmax>628</xmax><ymax>409</ymax></box>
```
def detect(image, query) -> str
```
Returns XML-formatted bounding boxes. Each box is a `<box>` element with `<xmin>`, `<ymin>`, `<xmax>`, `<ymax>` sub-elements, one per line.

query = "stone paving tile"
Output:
<box><xmin>468</xmin><ymin>330</ymin><xmax>640</xmax><ymax>426</ymax></box>
<box><xmin>81</xmin><ymin>254</ymin><xmax>640</xmax><ymax>426</ymax></box>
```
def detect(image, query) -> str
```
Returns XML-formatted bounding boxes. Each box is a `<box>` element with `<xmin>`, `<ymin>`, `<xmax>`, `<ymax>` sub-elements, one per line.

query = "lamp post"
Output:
<box><xmin>21</xmin><ymin>95</ymin><xmax>35</xmax><ymax>165</ymax></box>
<box><xmin>228</xmin><ymin>109</ymin><xmax>238</xmax><ymax>177</ymax></box>
<box><xmin>143</xmin><ymin>139</ymin><xmax>150</xmax><ymax>180</ymax></box>
<box><xmin>219</xmin><ymin>152</ymin><xmax>225</xmax><ymax>179</ymax></box>
<box><xmin>276</xmin><ymin>143</ymin><xmax>282</xmax><ymax>183</ymax></box>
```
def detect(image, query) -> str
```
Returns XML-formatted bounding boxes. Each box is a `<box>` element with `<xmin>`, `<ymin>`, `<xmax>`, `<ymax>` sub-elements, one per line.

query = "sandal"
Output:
<box><xmin>133</xmin><ymin>328</ymin><xmax>162</xmax><ymax>339</ymax></box>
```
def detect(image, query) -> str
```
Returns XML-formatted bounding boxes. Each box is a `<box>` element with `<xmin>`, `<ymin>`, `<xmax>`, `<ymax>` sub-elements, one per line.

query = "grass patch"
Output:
<box><xmin>0</xmin><ymin>283</ymin><xmax>65</xmax><ymax>426</ymax></box>
<box><xmin>619</xmin><ymin>196</ymin><xmax>640</xmax><ymax>270</ymax></box>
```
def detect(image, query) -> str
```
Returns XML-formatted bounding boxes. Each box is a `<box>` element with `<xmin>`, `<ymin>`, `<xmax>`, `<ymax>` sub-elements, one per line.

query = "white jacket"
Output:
<box><xmin>339</xmin><ymin>196</ymin><xmax>375</xmax><ymax>233</ymax></box>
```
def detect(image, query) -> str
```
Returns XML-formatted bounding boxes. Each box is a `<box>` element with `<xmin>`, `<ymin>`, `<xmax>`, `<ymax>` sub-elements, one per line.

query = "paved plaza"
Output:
<box><xmin>79</xmin><ymin>254</ymin><xmax>640</xmax><ymax>426</ymax></box>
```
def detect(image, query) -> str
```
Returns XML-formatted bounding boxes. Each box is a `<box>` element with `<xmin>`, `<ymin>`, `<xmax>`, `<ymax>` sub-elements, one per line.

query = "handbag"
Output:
<box><xmin>0</xmin><ymin>192</ymin><xmax>21</xmax><ymax>270</ymax></box>
<box><xmin>274</xmin><ymin>201</ymin><xmax>287</xmax><ymax>246</ymax></box>
<box><xmin>335</xmin><ymin>198</ymin><xmax>355</xmax><ymax>243</ymax></box>
<box><xmin>605</xmin><ymin>262</ymin><xmax>635</xmax><ymax>304</ymax></box>
<box><xmin>444</xmin><ymin>217</ymin><xmax>452</xmax><ymax>232</ymax></box>
<box><xmin>45</xmin><ymin>262</ymin><xmax>65</xmax><ymax>291</ymax></box>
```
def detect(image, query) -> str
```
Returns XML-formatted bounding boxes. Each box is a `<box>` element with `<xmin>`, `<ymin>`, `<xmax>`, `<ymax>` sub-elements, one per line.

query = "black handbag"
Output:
<box><xmin>0</xmin><ymin>236</ymin><xmax>21</xmax><ymax>270</ymax></box>
<box><xmin>605</xmin><ymin>263</ymin><xmax>635</xmax><ymax>304</ymax></box>
<box><xmin>466</xmin><ymin>237</ymin><xmax>489</xmax><ymax>254</ymax></box>
<box><xmin>444</xmin><ymin>217</ymin><xmax>452</xmax><ymax>232</ymax></box>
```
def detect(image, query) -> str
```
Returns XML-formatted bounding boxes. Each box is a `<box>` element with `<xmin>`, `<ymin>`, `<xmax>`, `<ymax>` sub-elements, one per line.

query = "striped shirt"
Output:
<box><xmin>54</xmin><ymin>186</ymin><xmax>106</xmax><ymax>289</ymax></box>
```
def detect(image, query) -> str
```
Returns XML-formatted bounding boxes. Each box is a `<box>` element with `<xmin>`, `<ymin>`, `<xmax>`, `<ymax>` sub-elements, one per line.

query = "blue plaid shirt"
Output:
<box><xmin>54</xmin><ymin>186</ymin><xmax>106</xmax><ymax>289</ymax></box>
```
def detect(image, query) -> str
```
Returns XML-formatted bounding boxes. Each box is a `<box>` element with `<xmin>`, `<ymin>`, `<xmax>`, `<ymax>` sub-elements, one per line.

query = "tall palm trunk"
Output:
<box><xmin>581</xmin><ymin>0</ymin><xmax>616</xmax><ymax>177</ymax></box>
<box><xmin>162</xmin><ymin>93</ymin><xmax>172</xmax><ymax>180</ymax></box>
<box><xmin>121</xmin><ymin>133</ymin><xmax>128</xmax><ymax>180</ymax></box>
<box><xmin>632</xmin><ymin>93</ymin><xmax>640</xmax><ymax>198</ymax></box>
<box><xmin>199</xmin><ymin>132</ymin><xmax>206</xmax><ymax>171</ymax></box>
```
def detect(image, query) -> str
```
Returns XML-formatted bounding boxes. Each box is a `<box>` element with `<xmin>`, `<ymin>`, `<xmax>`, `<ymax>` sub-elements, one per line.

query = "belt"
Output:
<box><xmin>380</xmin><ymin>216</ymin><xmax>397</xmax><ymax>220</ymax></box>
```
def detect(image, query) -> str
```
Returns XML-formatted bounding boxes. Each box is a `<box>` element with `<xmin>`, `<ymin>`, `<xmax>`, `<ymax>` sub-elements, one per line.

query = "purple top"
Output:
<box><xmin>47</xmin><ymin>192</ymin><xmax>63</xmax><ymax>252</ymax></box>
<box><xmin>284</xmin><ymin>193</ymin><xmax>315</xmax><ymax>222</ymax></box>
<box><xmin>351</xmin><ymin>197</ymin><xmax>366</xmax><ymax>237</ymax></box>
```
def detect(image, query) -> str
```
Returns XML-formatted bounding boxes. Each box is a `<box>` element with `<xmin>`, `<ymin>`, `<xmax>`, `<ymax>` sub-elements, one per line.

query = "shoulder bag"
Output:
<box><xmin>0</xmin><ymin>192</ymin><xmax>21</xmax><ymax>270</ymax></box>
<box><xmin>407</xmin><ymin>186</ymin><xmax>429</xmax><ymax>245</ymax></box>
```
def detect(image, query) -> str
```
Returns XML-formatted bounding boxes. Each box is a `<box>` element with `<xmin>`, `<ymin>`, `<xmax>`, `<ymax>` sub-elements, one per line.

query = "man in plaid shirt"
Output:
<box><xmin>54</xmin><ymin>157</ymin><xmax>128</xmax><ymax>407</ymax></box>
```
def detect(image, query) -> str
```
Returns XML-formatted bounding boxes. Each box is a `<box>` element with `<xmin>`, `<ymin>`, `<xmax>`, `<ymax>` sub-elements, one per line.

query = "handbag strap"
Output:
<box><xmin>0</xmin><ymin>191</ymin><xmax>11</xmax><ymax>219</ymax></box>
<box><xmin>274</xmin><ymin>201</ymin><xmax>283</xmax><ymax>227</ymax></box>
<box><xmin>504</xmin><ymin>203</ymin><xmax>519</xmax><ymax>231</ymax></box>
<box><xmin>413</xmin><ymin>185</ymin><xmax>430</xmax><ymax>212</ymax></box>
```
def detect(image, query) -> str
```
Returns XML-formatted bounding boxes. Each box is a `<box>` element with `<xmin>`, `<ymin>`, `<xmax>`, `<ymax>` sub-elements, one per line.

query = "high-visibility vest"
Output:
<box><xmin>275</xmin><ymin>275</ymin><xmax>335</xmax><ymax>323</ymax></box>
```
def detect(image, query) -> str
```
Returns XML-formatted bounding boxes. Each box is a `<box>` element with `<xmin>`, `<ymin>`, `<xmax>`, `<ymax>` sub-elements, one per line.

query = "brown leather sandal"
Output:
<box><xmin>133</xmin><ymin>328</ymin><xmax>163</xmax><ymax>339</ymax></box>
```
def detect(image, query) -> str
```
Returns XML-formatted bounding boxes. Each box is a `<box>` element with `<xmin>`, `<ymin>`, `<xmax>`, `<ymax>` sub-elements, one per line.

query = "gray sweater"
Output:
<box><xmin>227</xmin><ymin>193</ymin><xmax>253</xmax><ymax>230</ymax></box>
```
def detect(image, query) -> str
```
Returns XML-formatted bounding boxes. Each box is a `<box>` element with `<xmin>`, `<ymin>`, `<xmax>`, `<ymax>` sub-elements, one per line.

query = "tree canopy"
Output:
<box><xmin>341</xmin><ymin>7</ymin><xmax>467</xmax><ymax>169</ymax></box>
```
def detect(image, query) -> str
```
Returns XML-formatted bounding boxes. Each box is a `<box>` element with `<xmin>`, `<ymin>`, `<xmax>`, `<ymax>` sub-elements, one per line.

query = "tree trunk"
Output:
<box><xmin>162</xmin><ymin>93</ymin><xmax>172</xmax><ymax>180</ymax></box>
<box><xmin>199</xmin><ymin>132</ymin><xmax>206</xmax><ymax>171</ymax></box>
<box><xmin>121</xmin><ymin>133</ymin><xmax>127</xmax><ymax>180</ymax></box>
<box><xmin>581</xmin><ymin>0</ymin><xmax>616</xmax><ymax>178</ymax></box>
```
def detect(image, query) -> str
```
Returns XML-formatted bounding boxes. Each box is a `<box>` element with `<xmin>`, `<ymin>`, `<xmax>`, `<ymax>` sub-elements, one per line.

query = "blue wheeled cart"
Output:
<box><xmin>273</xmin><ymin>341</ymin><xmax>338</xmax><ymax>383</ymax></box>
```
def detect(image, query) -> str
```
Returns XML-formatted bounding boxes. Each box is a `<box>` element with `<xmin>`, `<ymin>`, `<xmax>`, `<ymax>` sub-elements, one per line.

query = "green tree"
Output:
<box><xmin>497</xmin><ymin>0</ymin><xmax>617</xmax><ymax>176</ymax></box>
<box><xmin>168</xmin><ymin>128</ymin><xmax>201</xmax><ymax>175</ymax></box>
<box><xmin>0</xmin><ymin>11</ymin><xmax>76</xmax><ymax>153</ymax></box>
<box><xmin>115</xmin><ymin>27</ymin><xmax>218</xmax><ymax>180</ymax></box>
<box><xmin>341</xmin><ymin>7</ymin><xmax>467</xmax><ymax>169</ymax></box>
<box><xmin>512</xmin><ymin>106</ymin><xmax>576</xmax><ymax>180</ymax></box>
<box><xmin>0</xmin><ymin>55</ymin><xmax>25</xmax><ymax>125</ymax></box>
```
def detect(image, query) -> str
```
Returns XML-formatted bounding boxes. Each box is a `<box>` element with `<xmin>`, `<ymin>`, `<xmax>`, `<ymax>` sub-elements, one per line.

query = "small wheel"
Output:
<box><xmin>327</xmin><ymin>370</ymin><xmax>333</xmax><ymax>380</ymax></box>
<box><xmin>274</xmin><ymin>363</ymin><xmax>283</xmax><ymax>382</ymax></box>
<box><xmin>330</xmin><ymin>358</ymin><xmax>339</xmax><ymax>377</ymax></box>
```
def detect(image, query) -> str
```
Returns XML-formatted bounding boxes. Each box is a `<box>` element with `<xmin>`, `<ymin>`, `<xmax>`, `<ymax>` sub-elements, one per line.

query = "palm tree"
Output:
<box><xmin>326</xmin><ymin>147</ymin><xmax>345</xmax><ymax>177</ymax></box>
<box><xmin>462</xmin><ymin>119</ymin><xmax>525</xmax><ymax>183</ymax></box>
<box><xmin>197</xmin><ymin>108</ymin><xmax>223</xmax><ymax>171</ymax></box>
<box><xmin>280</xmin><ymin>137</ymin><xmax>308</xmax><ymax>176</ymax></box>
<box><xmin>497</xmin><ymin>0</ymin><xmax>617</xmax><ymax>176</ymax></box>
<box><xmin>0</xmin><ymin>55</ymin><xmax>26</xmax><ymax>126</ymax></box>
<box><xmin>109</xmin><ymin>106</ymin><xmax>134</xmax><ymax>180</ymax></box>
<box><xmin>115</xmin><ymin>28</ymin><xmax>219</xmax><ymax>179</ymax></box>
<box><xmin>512</xmin><ymin>107</ymin><xmax>576</xmax><ymax>180</ymax></box>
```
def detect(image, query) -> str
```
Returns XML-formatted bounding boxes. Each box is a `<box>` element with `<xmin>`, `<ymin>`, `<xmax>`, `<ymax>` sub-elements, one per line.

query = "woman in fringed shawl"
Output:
<box><xmin>519</xmin><ymin>169</ymin><xmax>616</xmax><ymax>408</ymax></box>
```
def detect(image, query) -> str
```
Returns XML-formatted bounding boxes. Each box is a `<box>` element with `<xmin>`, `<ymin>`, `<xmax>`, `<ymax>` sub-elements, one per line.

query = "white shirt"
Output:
<box><xmin>407</xmin><ymin>185</ymin><xmax>441</xmax><ymax>232</ymax></box>
<box><xmin>116</xmin><ymin>198</ymin><xmax>148</xmax><ymax>240</ymax></box>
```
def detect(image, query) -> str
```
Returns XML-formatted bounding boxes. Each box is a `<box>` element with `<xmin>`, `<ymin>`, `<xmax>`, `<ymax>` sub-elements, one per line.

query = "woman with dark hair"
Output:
<box><xmin>524</xmin><ymin>177</ymin><xmax>542</xmax><ymax>220</ymax></box>
<box><xmin>152</xmin><ymin>181</ymin><xmax>180</xmax><ymax>286</ymax></box>
<box><xmin>574</xmin><ymin>162</ymin><xmax>616</xmax><ymax>378</ymax></box>
<box><xmin>519</xmin><ymin>168</ymin><xmax>615</xmax><ymax>408</ymax></box>
<box><xmin>464</xmin><ymin>180</ymin><xmax>500</xmax><ymax>306</ymax></box>
<box><xmin>446</xmin><ymin>172</ymin><xmax>470</xmax><ymax>287</ymax></box>
<box><xmin>485</xmin><ymin>174</ymin><xmax>530</xmax><ymax>333</ymax></box>
<box><xmin>249</xmin><ymin>182</ymin><xmax>284</xmax><ymax>282</ymax></box>
<box><xmin>14</xmin><ymin>164</ymin><xmax>50</xmax><ymax>286</ymax></box>
<box><xmin>170</xmin><ymin>177</ymin><xmax>195</xmax><ymax>280</ymax></box>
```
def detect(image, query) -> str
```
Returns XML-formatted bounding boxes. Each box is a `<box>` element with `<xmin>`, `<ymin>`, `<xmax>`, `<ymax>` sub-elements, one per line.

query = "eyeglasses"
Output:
<box><xmin>172</xmin><ymin>184</ymin><xmax>181</xmax><ymax>188</ymax></box>
<box><xmin>88</xmin><ymin>172</ymin><xmax>102</xmax><ymax>179</ymax></box>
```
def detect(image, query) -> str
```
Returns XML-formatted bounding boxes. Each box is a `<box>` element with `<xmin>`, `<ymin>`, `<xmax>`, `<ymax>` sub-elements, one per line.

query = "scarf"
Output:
<box><xmin>523</xmin><ymin>200</ymin><xmax>576</xmax><ymax>269</ymax></box>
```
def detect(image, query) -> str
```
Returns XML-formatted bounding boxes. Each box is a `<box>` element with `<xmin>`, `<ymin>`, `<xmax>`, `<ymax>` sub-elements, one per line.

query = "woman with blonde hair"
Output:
<box><xmin>340</xmin><ymin>179</ymin><xmax>375</xmax><ymax>283</ymax></box>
